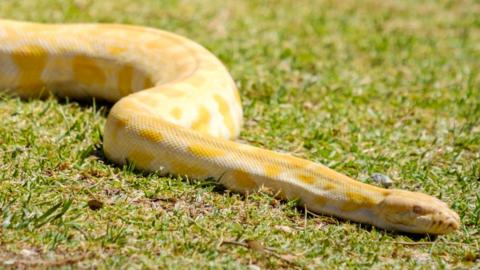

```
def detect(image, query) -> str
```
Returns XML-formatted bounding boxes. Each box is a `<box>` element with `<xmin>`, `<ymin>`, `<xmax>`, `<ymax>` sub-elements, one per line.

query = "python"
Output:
<box><xmin>0</xmin><ymin>20</ymin><xmax>460</xmax><ymax>234</ymax></box>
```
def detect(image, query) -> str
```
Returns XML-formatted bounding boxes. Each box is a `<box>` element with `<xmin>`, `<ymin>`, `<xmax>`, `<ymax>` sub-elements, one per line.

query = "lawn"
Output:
<box><xmin>0</xmin><ymin>0</ymin><xmax>479</xmax><ymax>268</ymax></box>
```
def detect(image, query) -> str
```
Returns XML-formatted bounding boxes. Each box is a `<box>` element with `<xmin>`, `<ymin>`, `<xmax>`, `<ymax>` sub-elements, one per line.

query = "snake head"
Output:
<box><xmin>373</xmin><ymin>189</ymin><xmax>460</xmax><ymax>234</ymax></box>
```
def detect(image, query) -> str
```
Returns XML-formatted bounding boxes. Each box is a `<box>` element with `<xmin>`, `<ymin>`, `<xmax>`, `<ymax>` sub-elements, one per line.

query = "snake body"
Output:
<box><xmin>0</xmin><ymin>20</ymin><xmax>460</xmax><ymax>234</ymax></box>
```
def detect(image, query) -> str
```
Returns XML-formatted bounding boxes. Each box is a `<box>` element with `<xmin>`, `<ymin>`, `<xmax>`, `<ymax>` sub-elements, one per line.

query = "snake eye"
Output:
<box><xmin>413</xmin><ymin>205</ymin><xmax>425</xmax><ymax>215</ymax></box>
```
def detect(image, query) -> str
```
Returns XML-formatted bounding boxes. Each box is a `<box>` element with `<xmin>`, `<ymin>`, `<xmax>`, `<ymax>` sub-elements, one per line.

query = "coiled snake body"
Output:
<box><xmin>0</xmin><ymin>20</ymin><xmax>460</xmax><ymax>234</ymax></box>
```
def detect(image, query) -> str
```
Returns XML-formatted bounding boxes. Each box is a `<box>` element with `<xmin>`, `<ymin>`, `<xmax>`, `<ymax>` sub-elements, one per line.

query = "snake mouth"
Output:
<box><xmin>384</xmin><ymin>214</ymin><xmax>460</xmax><ymax>235</ymax></box>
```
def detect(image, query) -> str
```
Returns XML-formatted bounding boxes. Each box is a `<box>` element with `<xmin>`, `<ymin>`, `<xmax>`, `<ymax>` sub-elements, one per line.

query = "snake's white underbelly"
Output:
<box><xmin>0</xmin><ymin>20</ymin><xmax>460</xmax><ymax>234</ymax></box>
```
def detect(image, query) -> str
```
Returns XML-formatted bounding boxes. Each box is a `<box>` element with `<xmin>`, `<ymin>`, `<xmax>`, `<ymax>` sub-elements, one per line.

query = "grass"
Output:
<box><xmin>0</xmin><ymin>0</ymin><xmax>479</xmax><ymax>268</ymax></box>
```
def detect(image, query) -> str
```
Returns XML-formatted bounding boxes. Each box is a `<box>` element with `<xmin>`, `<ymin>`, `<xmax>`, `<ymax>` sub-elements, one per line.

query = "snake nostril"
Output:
<box><xmin>445</xmin><ymin>223</ymin><xmax>453</xmax><ymax>230</ymax></box>
<box><xmin>451</xmin><ymin>221</ymin><xmax>459</xmax><ymax>230</ymax></box>
<box><xmin>444</xmin><ymin>219</ymin><xmax>459</xmax><ymax>231</ymax></box>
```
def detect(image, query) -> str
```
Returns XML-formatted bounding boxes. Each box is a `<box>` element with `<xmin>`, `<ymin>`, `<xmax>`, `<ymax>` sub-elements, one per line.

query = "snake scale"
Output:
<box><xmin>0</xmin><ymin>20</ymin><xmax>460</xmax><ymax>234</ymax></box>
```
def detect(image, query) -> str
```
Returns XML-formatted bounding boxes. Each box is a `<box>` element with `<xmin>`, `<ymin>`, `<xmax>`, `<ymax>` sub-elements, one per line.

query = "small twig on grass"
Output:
<box><xmin>221</xmin><ymin>240</ymin><xmax>301</xmax><ymax>267</ymax></box>
<box><xmin>388</xmin><ymin>241</ymin><xmax>473</xmax><ymax>247</ymax></box>
<box><xmin>10</xmin><ymin>253</ymin><xmax>91</xmax><ymax>268</ymax></box>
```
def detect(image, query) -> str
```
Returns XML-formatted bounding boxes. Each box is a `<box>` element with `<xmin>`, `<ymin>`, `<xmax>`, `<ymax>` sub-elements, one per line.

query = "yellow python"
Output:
<box><xmin>0</xmin><ymin>20</ymin><xmax>460</xmax><ymax>234</ymax></box>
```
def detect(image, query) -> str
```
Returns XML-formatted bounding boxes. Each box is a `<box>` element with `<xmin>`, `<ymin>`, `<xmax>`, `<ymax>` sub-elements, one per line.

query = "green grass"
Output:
<box><xmin>0</xmin><ymin>0</ymin><xmax>479</xmax><ymax>268</ymax></box>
